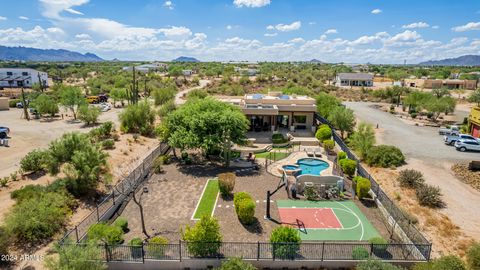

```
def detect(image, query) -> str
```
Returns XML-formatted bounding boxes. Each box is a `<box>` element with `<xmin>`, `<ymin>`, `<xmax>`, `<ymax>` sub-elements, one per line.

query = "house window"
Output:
<box><xmin>22</xmin><ymin>72</ymin><xmax>28</xmax><ymax>76</ymax></box>
<box><xmin>6</xmin><ymin>72</ymin><xmax>12</xmax><ymax>76</ymax></box>
<box><xmin>293</xmin><ymin>115</ymin><xmax>307</xmax><ymax>124</ymax></box>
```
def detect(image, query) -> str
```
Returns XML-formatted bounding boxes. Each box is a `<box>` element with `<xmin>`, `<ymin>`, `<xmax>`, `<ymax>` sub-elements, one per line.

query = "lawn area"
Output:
<box><xmin>255</xmin><ymin>151</ymin><xmax>290</xmax><ymax>161</ymax></box>
<box><xmin>192</xmin><ymin>179</ymin><xmax>219</xmax><ymax>220</ymax></box>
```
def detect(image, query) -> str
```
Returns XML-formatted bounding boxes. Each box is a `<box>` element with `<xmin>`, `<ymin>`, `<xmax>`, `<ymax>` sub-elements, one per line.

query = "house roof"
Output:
<box><xmin>337</xmin><ymin>73</ymin><xmax>373</xmax><ymax>80</ymax></box>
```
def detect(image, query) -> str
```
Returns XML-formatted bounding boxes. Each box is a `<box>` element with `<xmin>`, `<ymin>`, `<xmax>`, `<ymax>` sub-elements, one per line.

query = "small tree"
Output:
<box><xmin>182</xmin><ymin>215</ymin><xmax>222</xmax><ymax>257</ymax></box>
<box><xmin>44</xmin><ymin>241</ymin><xmax>107</xmax><ymax>270</ymax></box>
<box><xmin>316</xmin><ymin>93</ymin><xmax>341</xmax><ymax>118</ymax></box>
<box><xmin>349</xmin><ymin>122</ymin><xmax>375</xmax><ymax>160</ymax></box>
<box><xmin>119</xmin><ymin>101</ymin><xmax>155</xmax><ymax>136</ymax></box>
<box><xmin>315</xmin><ymin>125</ymin><xmax>332</xmax><ymax>142</ymax></box>
<box><xmin>327</xmin><ymin>106</ymin><xmax>355</xmax><ymax>139</ymax></box>
<box><xmin>339</xmin><ymin>158</ymin><xmax>357</xmax><ymax>178</ymax></box>
<box><xmin>218</xmin><ymin>173</ymin><xmax>235</xmax><ymax>197</ymax></box>
<box><xmin>366</xmin><ymin>145</ymin><xmax>405</xmax><ymax>168</ymax></box>
<box><xmin>270</xmin><ymin>226</ymin><xmax>301</xmax><ymax>259</ymax></box>
<box><xmin>87</xmin><ymin>223</ymin><xmax>124</xmax><ymax>245</ymax></box>
<box><xmin>78</xmin><ymin>105</ymin><xmax>101</xmax><ymax>126</ymax></box>
<box><xmin>323</xmin><ymin>139</ymin><xmax>335</xmax><ymax>153</ymax></box>
<box><xmin>468</xmin><ymin>89</ymin><xmax>480</xmax><ymax>106</ymax></box>
<box><xmin>233</xmin><ymin>192</ymin><xmax>256</xmax><ymax>225</ymax></box>
<box><xmin>353</xmin><ymin>176</ymin><xmax>371</xmax><ymax>199</ymax></box>
<box><xmin>152</xmin><ymin>86</ymin><xmax>176</xmax><ymax>106</ymax></box>
<box><xmin>60</xmin><ymin>86</ymin><xmax>86</xmax><ymax>120</ymax></box>
<box><xmin>110</xmin><ymin>88</ymin><xmax>127</xmax><ymax>107</ymax></box>
<box><xmin>33</xmin><ymin>94</ymin><xmax>58</xmax><ymax>118</ymax></box>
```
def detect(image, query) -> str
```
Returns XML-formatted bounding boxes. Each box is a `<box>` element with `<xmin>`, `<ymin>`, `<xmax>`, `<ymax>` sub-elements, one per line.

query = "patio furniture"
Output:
<box><xmin>314</xmin><ymin>150</ymin><xmax>322</xmax><ymax>158</ymax></box>
<box><xmin>306</xmin><ymin>149</ymin><xmax>314</xmax><ymax>157</ymax></box>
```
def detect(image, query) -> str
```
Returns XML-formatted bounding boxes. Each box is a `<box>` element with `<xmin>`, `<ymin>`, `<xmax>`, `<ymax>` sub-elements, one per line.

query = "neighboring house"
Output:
<box><xmin>122</xmin><ymin>63</ymin><xmax>168</xmax><ymax>73</ymax></box>
<box><xmin>182</xmin><ymin>70</ymin><xmax>193</xmax><ymax>76</ymax></box>
<box><xmin>423</xmin><ymin>79</ymin><xmax>477</xmax><ymax>90</ymax></box>
<box><xmin>219</xmin><ymin>92</ymin><xmax>317</xmax><ymax>132</ymax></box>
<box><xmin>0</xmin><ymin>68</ymin><xmax>48</xmax><ymax>88</ymax></box>
<box><xmin>335</xmin><ymin>73</ymin><xmax>374</xmax><ymax>87</ymax></box>
<box><xmin>468</xmin><ymin>106</ymin><xmax>480</xmax><ymax>138</ymax></box>
<box><xmin>236</xmin><ymin>68</ymin><xmax>257</xmax><ymax>76</ymax></box>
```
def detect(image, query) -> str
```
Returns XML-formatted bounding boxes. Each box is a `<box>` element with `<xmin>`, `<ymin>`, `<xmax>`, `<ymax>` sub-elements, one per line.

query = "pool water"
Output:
<box><xmin>296</xmin><ymin>158</ymin><xmax>329</xmax><ymax>175</ymax></box>
<box><xmin>282</xmin><ymin>165</ymin><xmax>299</xmax><ymax>170</ymax></box>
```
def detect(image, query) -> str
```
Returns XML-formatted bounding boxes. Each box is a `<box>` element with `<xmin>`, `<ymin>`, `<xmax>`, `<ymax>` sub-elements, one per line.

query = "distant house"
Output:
<box><xmin>122</xmin><ymin>62</ymin><xmax>168</xmax><ymax>73</ymax></box>
<box><xmin>182</xmin><ymin>70</ymin><xmax>193</xmax><ymax>76</ymax></box>
<box><xmin>236</xmin><ymin>68</ymin><xmax>257</xmax><ymax>76</ymax></box>
<box><xmin>335</xmin><ymin>73</ymin><xmax>373</xmax><ymax>87</ymax></box>
<box><xmin>424</xmin><ymin>79</ymin><xmax>477</xmax><ymax>90</ymax></box>
<box><xmin>0</xmin><ymin>68</ymin><xmax>48</xmax><ymax>88</ymax></box>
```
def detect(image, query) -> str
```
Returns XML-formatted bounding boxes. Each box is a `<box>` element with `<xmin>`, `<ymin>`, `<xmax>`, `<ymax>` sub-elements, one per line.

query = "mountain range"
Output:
<box><xmin>0</xmin><ymin>46</ymin><xmax>103</xmax><ymax>62</ymax></box>
<box><xmin>418</xmin><ymin>55</ymin><xmax>480</xmax><ymax>66</ymax></box>
<box><xmin>172</xmin><ymin>56</ymin><xmax>200</xmax><ymax>62</ymax></box>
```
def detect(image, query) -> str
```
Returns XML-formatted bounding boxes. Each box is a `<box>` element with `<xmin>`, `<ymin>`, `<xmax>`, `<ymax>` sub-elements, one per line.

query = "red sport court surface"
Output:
<box><xmin>278</xmin><ymin>208</ymin><xmax>342</xmax><ymax>229</ymax></box>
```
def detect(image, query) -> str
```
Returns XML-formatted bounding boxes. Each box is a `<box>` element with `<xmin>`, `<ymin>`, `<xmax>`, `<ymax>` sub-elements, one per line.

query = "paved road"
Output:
<box><xmin>345</xmin><ymin>102</ymin><xmax>478</xmax><ymax>162</ymax></box>
<box><xmin>174</xmin><ymin>79</ymin><xmax>210</xmax><ymax>105</ymax></box>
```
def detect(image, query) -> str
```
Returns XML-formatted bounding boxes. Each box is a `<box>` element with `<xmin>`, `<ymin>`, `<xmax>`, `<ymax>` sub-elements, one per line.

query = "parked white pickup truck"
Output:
<box><xmin>438</xmin><ymin>125</ymin><xmax>459</xmax><ymax>135</ymax></box>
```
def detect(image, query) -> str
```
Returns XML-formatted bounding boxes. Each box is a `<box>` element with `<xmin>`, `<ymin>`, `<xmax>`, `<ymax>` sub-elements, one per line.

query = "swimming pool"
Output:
<box><xmin>295</xmin><ymin>158</ymin><xmax>329</xmax><ymax>175</ymax></box>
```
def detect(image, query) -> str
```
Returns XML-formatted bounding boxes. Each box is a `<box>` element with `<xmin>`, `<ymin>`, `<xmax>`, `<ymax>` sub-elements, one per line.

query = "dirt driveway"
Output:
<box><xmin>345</xmin><ymin>102</ymin><xmax>480</xmax><ymax>239</ymax></box>
<box><xmin>0</xmin><ymin>107</ymin><xmax>121</xmax><ymax>178</ymax></box>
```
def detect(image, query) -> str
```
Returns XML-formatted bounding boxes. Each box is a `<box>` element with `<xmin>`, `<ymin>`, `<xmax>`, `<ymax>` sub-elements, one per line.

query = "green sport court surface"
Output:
<box><xmin>276</xmin><ymin>200</ymin><xmax>380</xmax><ymax>241</ymax></box>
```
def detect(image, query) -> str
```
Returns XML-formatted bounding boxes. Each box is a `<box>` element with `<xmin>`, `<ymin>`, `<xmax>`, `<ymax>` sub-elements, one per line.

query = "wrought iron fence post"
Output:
<box><xmin>370</xmin><ymin>243</ymin><xmax>374</xmax><ymax>257</ymax></box>
<box><xmin>75</xmin><ymin>226</ymin><xmax>79</xmax><ymax>243</ymax></box>
<box><xmin>179</xmin><ymin>240</ymin><xmax>182</xmax><ymax>262</ymax></box>
<box><xmin>141</xmin><ymin>242</ymin><xmax>145</xmax><ymax>263</ymax></box>
<box><xmin>96</xmin><ymin>205</ymin><xmax>100</xmax><ymax>221</ymax></box>
<box><xmin>105</xmin><ymin>243</ymin><xmax>109</xmax><ymax>262</ymax></box>
<box><xmin>257</xmin><ymin>241</ymin><xmax>260</xmax><ymax>261</ymax></box>
<box><xmin>112</xmin><ymin>190</ymin><xmax>115</xmax><ymax>205</ymax></box>
<box><xmin>321</xmin><ymin>242</ymin><xmax>325</xmax><ymax>261</ymax></box>
<box><xmin>272</xmin><ymin>243</ymin><xmax>275</xmax><ymax>261</ymax></box>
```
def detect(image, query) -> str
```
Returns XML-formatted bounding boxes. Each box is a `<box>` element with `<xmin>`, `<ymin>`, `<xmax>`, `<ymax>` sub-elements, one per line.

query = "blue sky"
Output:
<box><xmin>0</xmin><ymin>0</ymin><xmax>479</xmax><ymax>63</ymax></box>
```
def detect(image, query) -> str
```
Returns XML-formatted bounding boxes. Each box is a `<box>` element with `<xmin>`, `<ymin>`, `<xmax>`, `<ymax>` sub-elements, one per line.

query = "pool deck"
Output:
<box><xmin>267</xmin><ymin>147</ymin><xmax>334</xmax><ymax>177</ymax></box>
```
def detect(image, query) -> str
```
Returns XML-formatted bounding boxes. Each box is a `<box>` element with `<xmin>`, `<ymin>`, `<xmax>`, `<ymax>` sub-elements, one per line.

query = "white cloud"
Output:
<box><xmin>389</xmin><ymin>30</ymin><xmax>421</xmax><ymax>42</ymax></box>
<box><xmin>273</xmin><ymin>21</ymin><xmax>301</xmax><ymax>32</ymax></box>
<box><xmin>39</xmin><ymin>0</ymin><xmax>89</xmax><ymax>19</ymax></box>
<box><xmin>226</xmin><ymin>25</ymin><xmax>232</xmax><ymax>30</ymax></box>
<box><xmin>163</xmin><ymin>1</ymin><xmax>174</xmax><ymax>10</ymax></box>
<box><xmin>75</xmin><ymin>33</ymin><xmax>91</xmax><ymax>39</ymax></box>
<box><xmin>0</xmin><ymin>16</ymin><xmax>7</xmax><ymax>21</ymax></box>
<box><xmin>452</xmin><ymin>22</ymin><xmax>480</xmax><ymax>32</ymax></box>
<box><xmin>233</xmin><ymin>0</ymin><xmax>270</xmax><ymax>8</ymax></box>
<box><xmin>266</xmin><ymin>25</ymin><xmax>274</xmax><ymax>30</ymax></box>
<box><xmin>158</xmin><ymin>26</ymin><xmax>192</xmax><ymax>38</ymax></box>
<box><xmin>402</xmin><ymin>22</ymin><xmax>429</xmax><ymax>29</ymax></box>
<box><xmin>65</xmin><ymin>8</ymin><xmax>84</xmax><ymax>15</ymax></box>
<box><xmin>264</xmin><ymin>33</ymin><xmax>277</xmax><ymax>37</ymax></box>
<box><xmin>19</xmin><ymin>16</ymin><xmax>29</xmax><ymax>20</ymax></box>
<box><xmin>371</xmin><ymin>9</ymin><xmax>382</xmax><ymax>14</ymax></box>
<box><xmin>289</xmin><ymin>37</ymin><xmax>305</xmax><ymax>43</ymax></box>
<box><xmin>308</xmin><ymin>22</ymin><xmax>316</xmax><ymax>25</ymax></box>
<box><xmin>432</xmin><ymin>25</ymin><xmax>439</xmax><ymax>29</ymax></box>
<box><xmin>324</xmin><ymin>29</ymin><xmax>338</xmax><ymax>34</ymax></box>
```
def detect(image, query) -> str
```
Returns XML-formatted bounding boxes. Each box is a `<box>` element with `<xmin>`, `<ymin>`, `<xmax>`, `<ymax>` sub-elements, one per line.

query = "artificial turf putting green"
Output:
<box><xmin>193</xmin><ymin>179</ymin><xmax>219</xmax><ymax>220</ymax></box>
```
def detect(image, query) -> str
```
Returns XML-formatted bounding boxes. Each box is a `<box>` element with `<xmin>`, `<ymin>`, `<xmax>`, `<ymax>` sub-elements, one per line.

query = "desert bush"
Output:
<box><xmin>158</xmin><ymin>99</ymin><xmax>176</xmax><ymax>117</ymax></box>
<box><xmin>44</xmin><ymin>241</ymin><xmax>107</xmax><ymax>270</ymax></box>
<box><xmin>323</xmin><ymin>139</ymin><xmax>335</xmax><ymax>153</ymax></box>
<box><xmin>337</xmin><ymin>151</ymin><xmax>347</xmax><ymax>161</ymax></box>
<box><xmin>152</xmin><ymin>86</ymin><xmax>176</xmax><ymax>106</ymax></box>
<box><xmin>9</xmin><ymin>99</ymin><xmax>20</xmax><ymax>108</ymax></box>
<box><xmin>352</xmin><ymin>247</ymin><xmax>369</xmax><ymax>260</ymax></box>
<box><xmin>20</xmin><ymin>149</ymin><xmax>50</xmax><ymax>173</ymax></box>
<box><xmin>217</xmin><ymin>257</ymin><xmax>257</xmax><ymax>270</ymax></box>
<box><xmin>467</xmin><ymin>243</ymin><xmax>480</xmax><ymax>270</ymax></box>
<box><xmin>146</xmin><ymin>236</ymin><xmax>169</xmax><ymax>258</ymax></box>
<box><xmin>119</xmin><ymin>102</ymin><xmax>155</xmax><ymax>136</ymax></box>
<box><xmin>353</xmin><ymin>176</ymin><xmax>371</xmax><ymax>199</ymax></box>
<box><xmin>411</xmin><ymin>112</ymin><xmax>417</xmax><ymax>119</ymax></box>
<box><xmin>315</xmin><ymin>125</ymin><xmax>332</xmax><ymax>142</ymax></box>
<box><xmin>369</xmin><ymin>237</ymin><xmax>388</xmax><ymax>256</ymax></box>
<box><xmin>415</xmin><ymin>184</ymin><xmax>444</xmax><ymax>208</ymax></box>
<box><xmin>158</xmin><ymin>155</ymin><xmax>170</xmax><ymax>165</ymax></box>
<box><xmin>339</xmin><ymin>158</ymin><xmax>357</xmax><ymax>177</ymax></box>
<box><xmin>33</xmin><ymin>94</ymin><xmax>59</xmax><ymax>117</ymax></box>
<box><xmin>304</xmin><ymin>185</ymin><xmax>319</xmax><ymax>200</ymax></box>
<box><xmin>187</xmin><ymin>89</ymin><xmax>208</xmax><ymax>100</ymax></box>
<box><xmin>182</xmin><ymin>215</ymin><xmax>222</xmax><ymax>257</ymax></box>
<box><xmin>430</xmin><ymin>255</ymin><xmax>466</xmax><ymax>270</ymax></box>
<box><xmin>5</xmin><ymin>191</ymin><xmax>75</xmax><ymax>245</ymax></box>
<box><xmin>129</xmin><ymin>237</ymin><xmax>144</xmax><ymax>258</ymax></box>
<box><xmin>233</xmin><ymin>192</ymin><xmax>256</xmax><ymax>224</ymax></box>
<box><xmin>78</xmin><ymin>105</ymin><xmax>101</xmax><ymax>125</ymax></box>
<box><xmin>87</xmin><ymin>223</ymin><xmax>124</xmax><ymax>245</ymax></box>
<box><xmin>218</xmin><ymin>172</ymin><xmax>235</xmax><ymax>197</ymax></box>
<box><xmin>397</xmin><ymin>169</ymin><xmax>424</xmax><ymax>188</ymax></box>
<box><xmin>0</xmin><ymin>226</ymin><xmax>11</xmax><ymax>267</ymax></box>
<box><xmin>102</xmin><ymin>139</ymin><xmax>115</xmax><ymax>149</ymax></box>
<box><xmin>357</xmin><ymin>260</ymin><xmax>404</xmax><ymax>270</ymax></box>
<box><xmin>0</xmin><ymin>177</ymin><xmax>8</xmax><ymax>187</ymax></box>
<box><xmin>113</xmin><ymin>217</ymin><xmax>129</xmax><ymax>233</ymax></box>
<box><xmin>366</xmin><ymin>145</ymin><xmax>405</xmax><ymax>168</ymax></box>
<box><xmin>152</xmin><ymin>156</ymin><xmax>164</xmax><ymax>174</ymax></box>
<box><xmin>270</xmin><ymin>226</ymin><xmax>301</xmax><ymax>259</ymax></box>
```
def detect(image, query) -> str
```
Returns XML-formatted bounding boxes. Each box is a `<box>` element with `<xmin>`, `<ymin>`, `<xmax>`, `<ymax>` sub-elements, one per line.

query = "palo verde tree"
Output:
<box><xmin>160</xmin><ymin>98</ymin><xmax>249</xmax><ymax>167</ymax></box>
<box><xmin>327</xmin><ymin>106</ymin><xmax>355</xmax><ymax>139</ymax></box>
<box><xmin>349</xmin><ymin>122</ymin><xmax>376</xmax><ymax>160</ymax></box>
<box><xmin>60</xmin><ymin>86</ymin><xmax>86</xmax><ymax>120</ymax></box>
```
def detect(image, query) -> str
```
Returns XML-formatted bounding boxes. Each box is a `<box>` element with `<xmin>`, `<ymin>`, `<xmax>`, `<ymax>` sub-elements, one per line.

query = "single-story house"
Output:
<box><xmin>335</xmin><ymin>73</ymin><xmax>374</xmax><ymax>87</ymax></box>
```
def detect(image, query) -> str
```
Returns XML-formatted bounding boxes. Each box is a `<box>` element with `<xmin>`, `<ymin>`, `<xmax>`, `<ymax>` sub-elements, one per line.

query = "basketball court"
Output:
<box><xmin>277</xmin><ymin>200</ymin><xmax>380</xmax><ymax>241</ymax></box>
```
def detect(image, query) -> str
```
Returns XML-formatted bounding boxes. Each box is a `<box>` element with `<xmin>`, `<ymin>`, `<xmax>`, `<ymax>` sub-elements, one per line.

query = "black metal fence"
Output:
<box><xmin>59</xmin><ymin>143</ymin><xmax>171</xmax><ymax>244</ymax></box>
<box><xmin>82</xmin><ymin>241</ymin><xmax>430</xmax><ymax>262</ymax></box>
<box><xmin>264</xmin><ymin>142</ymin><xmax>302</xmax><ymax>169</ymax></box>
<box><xmin>314</xmin><ymin>113</ymin><xmax>431</xmax><ymax>258</ymax></box>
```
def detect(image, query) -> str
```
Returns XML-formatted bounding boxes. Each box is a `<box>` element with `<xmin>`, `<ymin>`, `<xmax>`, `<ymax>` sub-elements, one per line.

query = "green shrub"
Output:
<box><xmin>415</xmin><ymin>184</ymin><xmax>444</xmax><ymax>208</ymax></box>
<box><xmin>369</xmin><ymin>237</ymin><xmax>388</xmax><ymax>255</ymax></box>
<box><xmin>217</xmin><ymin>257</ymin><xmax>257</xmax><ymax>270</ymax></box>
<box><xmin>467</xmin><ymin>243</ymin><xmax>480</xmax><ymax>270</ymax></box>
<box><xmin>113</xmin><ymin>217</ymin><xmax>129</xmax><ymax>233</ymax></box>
<box><xmin>102</xmin><ymin>139</ymin><xmax>115</xmax><ymax>149</ymax></box>
<box><xmin>339</xmin><ymin>158</ymin><xmax>357</xmax><ymax>177</ymax></box>
<box><xmin>87</xmin><ymin>223</ymin><xmax>124</xmax><ymax>245</ymax></box>
<box><xmin>0</xmin><ymin>226</ymin><xmax>11</xmax><ymax>267</ymax></box>
<box><xmin>272</xmin><ymin>133</ymin><xmax>288</xmax><ymax>144</ymax></box>
<box><xmin>270</xmin><ymin>226</ymin><xmax>301</xmax><ymax>259</ymax></box>
<box><xmin>152</xmin><ymin>86</ymin><xmax>176</xmax><ymax>106</ymax></box>
<box><xmin>353</xmin><ymin>176</ymin><xmax>371</xmax><ymax>199</ymax></box>
<box><xmin>129</xmin><ymin>237</ymin><xmax>143</xmax><ymax>246</ymax></box>
<box><xmin>315</xmin><ymin>125</ymin><xmax>332</xmax><ymax>142</ymax></box>
<box><xmin>352</xmin><ymin>247</ymin><xmax>369</xmax><ymax>260</ymax></box>
<box><xmin>337</xmin><ymin>151</ymin><xmax>347</xmax><ymax>161</ymax></box>
<box><xmin>153</xmin><ymin>156</ymin><xmax>164</xmax><ymax>174</ymax></box>
<box><xmin>323</xmin><ymin>139</ymin><xmax>335</xmax><ymax>152</ymax></box>
<box><xmin>233</xmin><ymin>192</ymin><xmax>256</xmax><ymax>224</ymax></box>
<box><xmin>20</xmin><ymin>149</ymin><xmax>50</xmax><ymax>173</ymax></box>
<box><xmin>158</xmin><ymin>155</ymin><xmax>170</xmax><ymax>165</ymax></box>
<box><xmin>182</xmin><ymin>215</ymin><xmax>222</xmax><ymax>257</ymax></box>
<box><xmin>5</xmin><ymin>191</ymin><xmax>75</xmax><ymax>245</ymax></box>
<box><xmin>11</xmin><ymin>184</ymin><xmax>46</xmax><ymax>202</ymax></box>
<box><xmin>366</xmin><ymin>145</ymin><xmax>405</xmax><ymax>168</ymax></box>
<box><xmin>147</xmin><ymin>236</ymin><xmax>169</xmax><ymax>258</ymax></box>
<box><xmin>397</xmin><ymin>169</ymin><xmax>424</xmax><ymax>188</ymax></box>
<box><xmin>218</xmin><ymin>172</ymin><xmax>235</xmax><ymax>197</ymax></box>
<box><xmin>129</xmin><ymin>237</ymin><xmax>144</xmax><ymax>259</ymax></box>
<box><xmin>411</xmin><ymin>112</ymin><xmax>417</xmax><ymax>119</ymax></box>
<box><xmin>9</xmin><ymin>99</ymin><xmax>20</xmax><ymax>108</ymax></box>
<box><xmin>78</xmin><ymin>105</ymin><xmax>101</xmax><ymax>125</ymax></box>
<box><xmin>187</xmin><ymin>89</ymin><xmax>208</xmax><ymax>100</ymax></box>
<box><xmin>433</xmin><ymin>255</ymin><xmax>466</xmax><ymax>270</ymax></box>
<box><xmin>33</xmin><ymin>94</ymin><xmax>59</xmax><ymax>117</ymax></box>
<box><xmin>119</xmin><ymin>102</ymin><xmax>155</xmax><ymax>136</ymax></box>
<box><xmin>44</xmin><ymin>240</ymin><xmax>107</xmax><ymax>270</ymax></box>
<box><xmin>0</xmin><ymin>177</ymin><xmax>8</xmax><ymax>187</ymax></box>
<box><xmin>304</xmin><ymin>185</ymin><xmax>319</xmax><ymax>200</ymax></box>
<box><xmin>357</xmin><ymin>259</ymin><xmax>404</xmax><ymax>270</ymax></box>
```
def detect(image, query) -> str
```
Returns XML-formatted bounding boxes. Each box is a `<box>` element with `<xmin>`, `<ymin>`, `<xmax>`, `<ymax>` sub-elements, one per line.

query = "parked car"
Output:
<box><xmin>438</xmin><ymin>125</ymin><xmax>459</xmax><ymax>135</ymax></box>
<box><xmin>16</xmin><ymin>100</ymin><xmax>30</xmax><ymax>108</ymax></box>
<box><xmin>444</xmin><ymin>134</ymin><xmax>478</xmax><ymax>145</ymax></box>
<box><xmin>455</xmin><ymin>139</ymin><xmax>480</xmax><ymax>152</ymax></box>
<box><xmin>100</xmin><ymin>103</ymin><xmax>111</xmax><ymax>112</ymax></box>
<box><xmin>0</xmin><ymin>126</ymin><xmax>10</xmax><ymax>139</ymax></box>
